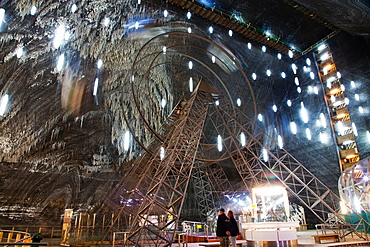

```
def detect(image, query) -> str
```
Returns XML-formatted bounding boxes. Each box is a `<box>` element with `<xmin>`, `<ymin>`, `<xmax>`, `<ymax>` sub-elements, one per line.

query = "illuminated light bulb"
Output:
<box><xmin>217</xmin><ymin>135</ymin><xmax>222</xmax><ymax>152</ymax></box>
<box><xmin>287</xmin><ymin>100</ymin><xmax>292</xmax><ymax>107</ymax></box>
<box><xmin>187</xmin><ymin>27</ymin><xmax>191</xmax><ymax>33</ymax></box>
<box><xmin>300</xmin><ymin>104</ymin><xmax>309</xmax><ymax>123</ymax></box>
<box><xmin>189</xmin><ymin>77</ymin><xmax>193</xmax><ymax>92</ymax></box>
<box><xmin>306</xmin><ymin>58</ymin><xmax>311</xmax><ymax>66</ymax></box>
<box><xmin>188</xmin><ymin>61</ymin><xmax>193</xmax><ymax>69</ymax></box>
<box><xmin>330</xmin><ymin>88</ymin><xmax>341</xmax><ymax>95</ymax></box>
<box><xmin>131</xmin><ymin>75</ymin><xmax>134</xmax><ymax>83</ymax></box>
<box><xmin>352</xmin><ymin>123</ymin><xmax>358</xmax><ymax>136</ymax></box>
<box><xmin>359</xmin><ymin>106</ymin><xmax>364</xmax><ymax>113</ymax></box>
<box><xmin>228</xmin><ymin>30</ymin><xmax>233</xmax><ymax>37</ymax></box>
<box><xmin>164</xmin><ymin>10</ymin><xmax>168</xmax><ymax>17</ymax></box>
<box><xmin>247</xmin><ymin>43</ymin><xmax>251</xmax><ymax>49</ymax></box>
<box><xmin>266</xmin><ymin>69</ymin><xmax>271</xmax><ymax>76</ymax></box>
<box><xmin>337</xmin><ymin>121</ymin><xmax>345</xmax><ymax>136</ymax></box>
<box><xmin>320</xmin><ymin>132</ymin><xmax>328</xmax><ymax>144</ymax></box>
<box><xmin>351</xmin><ymin>81</ymin><xmax>356</xmax><ymax>88</ymax></box>
<box><xmin>266</xmin><ymin>31</ymin><xmax>271</xmax><ymax>36</ymax></box>
<box><xmin>343</xmin><ymin>140</ymin><xmax>353</xmax><ymax>145</ymax></box>
<box><xmin>355</xmin><ymin>94</ymin><xmax>359</xmax><ymax>101</ymax></box>
<box><xmin>327</xmin><ymin>81</ymin><xmax>332</xmax><ymax>88</ymax></box>
<box><xmin>318</xmin><ymin>44</ymin><xmax>326</xmax><ymax>51</ymax></box>
<box><xmin>277</xmin><ymin>53</ymin><xmax>282</xmax><ymax>59</ymax></box>
<box><xmin>161</xmin><ymin>98</ymin><xmax>166</xmax><ymax>108</ymax></box>
<box><xmin>272</xmin><ymin>104</ymin><xmax>277</xmax><ymax>112</ymax></box>
<box><xmin>281</xmin><ymin>72</ymin><xmax>286</xmax><ymax>78</ymax></box>
<box><xmin>337</xmin><ymin>71</ymin><xmax>341</xmax><ymax>78</ymax></box>
<box><xmin>314</xmin><ymin>86</ymin><xmax>318</xmax><ymax>94</ymax></box>
<box><xmin>16</xmin><ymin>46</ymin><xmax>23</xmax><ymax>58</ymax></box>
<box><xmin>104</xmin><ymin>17</ymin><xmax>110</xmax><ymax>27</ymax></box>
<box><xmin>93</xmin><ymin>78</ymin><xmax>99</xmax><ymax>96</ymax></box>
<box><xmin>341</xmin><ymin>84</ymin><xmax>345</xmax><ymax>91</ymax></box>
<box><xmin>320</xmin><ymin>113</ymin><xmax>327</xmax><ymax>128</ymax></box>
<box><xmin>258</xmin><ymin>113</ymin><xmax>263</xmax><ymax>122</ymax></box>
<box><xmin>322</xmin><ymin>64</ymin><xmax>332</xmax><ymax>75</ymax></box>
<box><xmin>306</xmin><ymin>128</ymin><xmax>311</xmax><ymax>140</ymax></box>
<box><xmin>215</xmin><ymin>100</ymin><xmax>219</xmax><ymax>106</ymax></box>
<box><xmin>295</xmin><ymin>77</ymin><xmax>299</xmax><ymax>86</ymax></box>
<box><xmin>252</xmin><ymin>73</ymin><xmax>257</xmax><ymax>80</ymax></box>
<box><xmin>124</xmin><ymin>131</ymin><xmax>130</xmax><ymax>151</ymax></box>
<box><xmin>316</xmin><ymin>119</ymin><xmax>321</xmax><ymax>126</ymax></box>
<box><xmin>262</xmin><ymin>46</ymin><xmax>266</xmax><ymax>52</ymax></box>
<box><xmin>278</xmin><ymin>135</ymin><xmax>283</xmax><ymax>149</ymax></box>
<box><xmin>209</xmin><ymin>26</ymin><xmax>213</xmax><ymax>33</ymax></box>
<box><xmin>240</xmin><ymin>132</ymin><xmax>246</xmax><ymax>146</ymax></box>
<box><xmin>344</xmin><ymin>98</ymin><xmax>349</xmax><ymax>105</ymax></box>
<box><xmin>0</xmin><ymin>9</ymin><xmax>5</xmax><ymax>24</ymax></box>
<box><xmin>236</xmin><ymin>98</ymin><xmax>241</xmax><ymax>106</ymax></box>
<box><xmin>288</xmin><ymin>50</ymin><xmax>293</xmax><ymax>58</ymax></box>
<box><xmin>310</xmin><ymin>72</ymin><xmax>315</xmax><ymax>80</ymax></box>
<box><xmin>0</xmin><ymin>94</ymin><xmax>9</xmax><ymax>116</ymax></box>
<box><xmin>290</xmin><ymin>122</ymin><xmax>297</xmax><ymax>134</ymax></box>
<box><xmin>320</xmin><ymin>52</ymin><xmax>329</xmax><ymax>61</ymax></box>
<box><xmin>53</xmin><ymin>25</ymin><xmax>66</xmax><ymax>49</ymax></box>
<box><xmin>187</xmin><ymin>11</ymin><xmax>191</xmax><ymax>19</ymax></box>
<box><xmin>297</xmin><ymin>87</ymin><xmax>301</xmax><ymax>93</ymax></box>
<box><xmin>308</xmin><ymin>85</ymin><xmax>313</xmax><ymax>92</ymax></box>
<box><xmin>138</xmin><ymin>0</ymin><xmax>141</xmax><ymax>4</ymax></box>
<box><xmin>162</xmin><ymin>46</ymin><xmax>167</xmax><ymax>54</ymax></box>
<box><xmin>330</xmin><ymin>95</ymin><xmax>335</xmax><ymax>103</ymax></box>
<box><xmin>97</xmin><ymin>59</ymin><xmax>103</xmax><ymax>69</ymax></box>
<box><xmin>327</xmin><ymin>76</ymin><xmax>336</xmax><ymax>84</ymax></box>
<box><xmin>263</xmin><ymin>148</ymin><xmax>268</xmax><ymax>162</ymax></box>
<box><xmin>56</xmin><ymin>54</ymin><xmax>64</xmax><ymax>71</ymax></box>
<box><xmin>291</xmin><ymin>63</ymin><xmax>297</xmax><ymax>74</ymax></box>
<box><xmin>30</xmin><ymin>6</ymin><xmax>37</xmax><ymax>15</ymax></box>
<box><xmin>333</xmin><ymin>101</ymin><xmax>342</xmax><ymax>107</ymax></box>
<box><xmin>71</xmin><ymin>4</ymin><xmax>77</xmax><ymax>13</ymax></box>
<box><xmin>366</xmin><ymin>131</ymin><xmax>370</xmax><ymax>143</ymax></box>
<box><xmin>207</xmin><ymin>56</ymin><xmax>213</xmax><ymax>64</ymax></box>
<box><xmin>160</xmin><ymin>147</ymin><xmax>165</xmax><ymax>160</ymax></box>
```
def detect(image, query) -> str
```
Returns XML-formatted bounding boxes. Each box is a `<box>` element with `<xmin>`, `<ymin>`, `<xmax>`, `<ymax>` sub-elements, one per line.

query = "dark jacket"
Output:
<box><xmin>216</xmin><ymin>213</ymin><xmax>230</xmax><ymax>237</ymax></box>
<box><xmin>229</xmin><ymin>216</ymin><xmax>239</xmax><ymax>237</ymax></box>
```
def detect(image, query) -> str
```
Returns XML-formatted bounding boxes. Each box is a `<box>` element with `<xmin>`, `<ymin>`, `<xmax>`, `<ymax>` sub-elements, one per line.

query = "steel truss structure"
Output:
<box><xmin>109</xmin><ymin>79</ymin><xmax>368</xmax><ymax>246</ymax></box>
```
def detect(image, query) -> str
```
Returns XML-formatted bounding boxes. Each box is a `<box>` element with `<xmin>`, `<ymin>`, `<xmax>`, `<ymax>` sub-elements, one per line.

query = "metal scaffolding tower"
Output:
<box><xmin>108</xmin><ymin>79</ymin><xmax>368</xmax><ymax>246</ymax></box>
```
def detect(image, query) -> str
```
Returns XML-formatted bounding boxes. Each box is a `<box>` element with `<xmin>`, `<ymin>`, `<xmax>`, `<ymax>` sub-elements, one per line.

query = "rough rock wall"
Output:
<box><xmin>0</xmin><ymin>0</ymin><xmax>173</xmax><ymax>223</ymax></box>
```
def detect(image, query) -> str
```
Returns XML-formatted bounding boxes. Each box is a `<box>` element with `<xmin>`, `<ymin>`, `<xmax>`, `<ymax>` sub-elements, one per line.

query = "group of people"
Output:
<box><xmin>216</xmin><ymin>208</ymin><xmax>240</xmax><ymax>247</ymax></box>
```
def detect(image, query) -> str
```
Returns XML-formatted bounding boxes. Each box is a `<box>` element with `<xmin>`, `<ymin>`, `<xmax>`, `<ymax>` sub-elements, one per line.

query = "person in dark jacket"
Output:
<box><xmin>216</xmin><ymin>208</ymin><xmax>230</xmax><ymax>247</ymax></box>
<box><xmin>228</xmin><ymin>210</ymin><xmax>240</xmax><ymax>247</ymax></box>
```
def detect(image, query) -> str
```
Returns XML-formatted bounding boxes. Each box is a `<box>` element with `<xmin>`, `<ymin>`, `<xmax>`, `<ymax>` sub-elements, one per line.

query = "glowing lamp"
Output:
<box><xmin>336</xmin><ymin>113</ymin><xmax>347</xmax><ymax>119</ymax></box>
<box><xmin>330</xmin><ymin>88</ymin><xmax>341</xmax><ymax>95</ymax></box>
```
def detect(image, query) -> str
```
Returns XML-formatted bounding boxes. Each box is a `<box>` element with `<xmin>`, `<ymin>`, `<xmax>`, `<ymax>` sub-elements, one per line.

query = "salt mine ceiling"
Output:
<box><xmin>0</xmin><ymin>0</ymin><xmax>369</xmax><ymax>225</ymax></box>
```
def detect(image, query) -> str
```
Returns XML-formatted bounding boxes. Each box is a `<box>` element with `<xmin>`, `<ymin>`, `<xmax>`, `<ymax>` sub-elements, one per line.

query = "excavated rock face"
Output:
<box><xmin>0</xmin><ymin>0</ymin><xmax>177</xmax><ymax>223</ymax></box>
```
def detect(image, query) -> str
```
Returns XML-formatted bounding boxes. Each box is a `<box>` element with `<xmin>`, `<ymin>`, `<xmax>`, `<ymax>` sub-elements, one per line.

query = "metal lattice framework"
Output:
<box><xmin>113</xmin><ymin>80</ymin><xmax>220</xmax><ymax>246</ymax></box>
<box><xmin>192</xmin><ymin>163</ymin><xmax>217</xmax><ymax>222</ymax></box>
<box><xmin>107</xmin><ymin>79</ymin><xmax>368</xmax><ymax>246</ymax></box>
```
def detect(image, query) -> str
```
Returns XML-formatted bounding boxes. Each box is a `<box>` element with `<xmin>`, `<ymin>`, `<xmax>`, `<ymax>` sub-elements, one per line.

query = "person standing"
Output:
<box><xmin>228</xmin><ymin>210</ymin><xmax>240</xmax><ymax>247</ymax></box>
<box><xmin>216</xmin><ymin>208</ymin><xmax>230</xmax><ymax>247</ymax></box>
